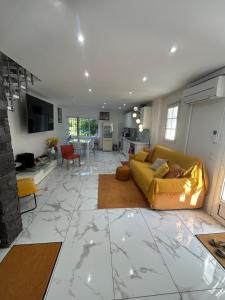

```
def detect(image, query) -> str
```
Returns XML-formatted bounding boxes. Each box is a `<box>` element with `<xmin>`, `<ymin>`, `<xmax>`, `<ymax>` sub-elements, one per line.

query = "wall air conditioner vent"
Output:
<box><xmin>182</xmin><ymin>76</ymin><xmax>225</xmax><ymax>104</ymax></box>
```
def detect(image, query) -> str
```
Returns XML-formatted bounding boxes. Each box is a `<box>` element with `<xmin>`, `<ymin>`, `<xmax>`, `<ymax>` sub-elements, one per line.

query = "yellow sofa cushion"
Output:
<box><xmin>134</xmin><ymin>151</ymin><xmax>149</xmax><ymax>162</ymax></box>
<box><xmin>130</xmin><ymin>159</ymin><xmax>155</xmax><ymax>197</ymax></box>
<box><xmin>154</xmin><ymin>163</ymin><xmax>169</xmax><ymax>178</ymax></box>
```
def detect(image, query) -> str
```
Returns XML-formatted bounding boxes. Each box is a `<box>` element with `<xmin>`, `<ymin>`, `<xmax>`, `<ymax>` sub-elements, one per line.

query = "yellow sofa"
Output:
<box><xmin>129</xmin><ymin>145</ymin><xmax>208</xmax><ymax>210</ymax></box>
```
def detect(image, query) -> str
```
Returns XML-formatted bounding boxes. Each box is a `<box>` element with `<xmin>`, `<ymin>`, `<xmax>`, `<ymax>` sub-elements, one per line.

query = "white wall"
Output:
<box><xmin>8</xmin><ymin>95</ymin><xmax>65</xmax><ymax>158</ymax></box>
<box><xmin>151</xmin><ymin>89</ymin><xmax>191</xmax><ymax>152</ymax></box>
<box><xmin>185</xmin><ymin>98</ymin><xmax>225</xmax><ymax>210</ymax></box>
<box><xmin>63</xmin><ymin>105</ymin><xmax>124</xmax><ymax>148</ymax></box>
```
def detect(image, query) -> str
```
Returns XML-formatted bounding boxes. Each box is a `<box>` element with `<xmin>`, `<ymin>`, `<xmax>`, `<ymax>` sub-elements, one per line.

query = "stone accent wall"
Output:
<box><xmin>0</xmin><ymin>84</ymin><xmax>22</xmax><ymax>247</ymax></box>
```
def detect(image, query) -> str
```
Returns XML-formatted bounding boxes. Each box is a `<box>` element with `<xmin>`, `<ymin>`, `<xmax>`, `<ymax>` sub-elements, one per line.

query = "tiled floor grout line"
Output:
<box><xmin>138</xmin><ymin>208</ymin><xmax>182</xmax><ymax>298</ymax></box>
<box><xmin>140</xmin><ymin>209</ymin><xmax>225</xmax><ymax>296</ymax></box>
<box><xmin>114</xmin><ymin>291</ymin><xmax>182</xmax><ymax>300</ymax></box>
<box><xmin>107</xmin><ymin>209</ymin><xmax>116</xmax><ymax>300</ymax></box>
<box><xmin>43</xmin><ymin>190</ymin><xmax>83</xmax><ymax>299</ymax></box>
<box><xmin>174</xmin><ymin>211</ymin><xmax>225</xmax><ymax>271</ymax></box>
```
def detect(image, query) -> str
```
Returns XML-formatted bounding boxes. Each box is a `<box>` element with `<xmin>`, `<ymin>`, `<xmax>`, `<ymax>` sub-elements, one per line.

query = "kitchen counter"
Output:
<box><xmin>121</xmin><ymin>137</ymin><xmax>149</xmax><ymax>158</ymax></box>
<box><xmin>123</xmin><ymin>137</ymin><xmax>149</xmax><ymax>145</ymax></box>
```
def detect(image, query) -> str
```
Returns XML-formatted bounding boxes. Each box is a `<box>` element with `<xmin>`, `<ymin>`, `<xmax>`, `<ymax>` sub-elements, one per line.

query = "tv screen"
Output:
<box><xmin>27</xmin><ymin>94</ymin><xmax>54</xmax><ymax>133</ymax></box>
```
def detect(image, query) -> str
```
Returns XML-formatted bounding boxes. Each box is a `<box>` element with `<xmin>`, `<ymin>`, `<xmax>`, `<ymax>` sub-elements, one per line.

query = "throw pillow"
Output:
<box><xmin>165</xmin><ymin>163</ymin><xmax>185</xmax><ymax>178</ymax></box>
<box><xmin>150</xmin><ymin>158</ymin><xmax>168</xmax><ymax>170</ymax></box>
<box><xmin>134</xmin><ymin>151</ymin><xmax>149</xmax><ymax>162</ymax></box>
<box><xmin>143</xmin><ymin>148</ymin><xmax>154</xmax><ymax>163</ymax></box>
<box><xmin>154</xmin><ymin>163</ymin><xmax>169</xmax><ymax>178</ymax></box>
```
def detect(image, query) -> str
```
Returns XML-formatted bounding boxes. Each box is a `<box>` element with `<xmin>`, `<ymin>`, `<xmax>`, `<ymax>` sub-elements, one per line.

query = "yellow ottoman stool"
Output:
<box><xmin>116</xmin><ymin>165</ymin><xmax>130</xmax><ymax>181</ymax></box>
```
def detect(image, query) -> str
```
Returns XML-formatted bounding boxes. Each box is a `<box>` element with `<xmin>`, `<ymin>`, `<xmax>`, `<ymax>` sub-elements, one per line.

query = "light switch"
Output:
<box><xmin>212</xmin><ymin>130</ymin><xmax>219</xmax><ymax>144</ymax></box>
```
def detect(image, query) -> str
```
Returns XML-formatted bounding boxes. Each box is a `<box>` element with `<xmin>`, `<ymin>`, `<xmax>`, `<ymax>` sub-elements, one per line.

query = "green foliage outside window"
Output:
<box><xmin>68</xmin><ymin>117</ymin><xmax>98</xmax><ymax>137</ymax></box>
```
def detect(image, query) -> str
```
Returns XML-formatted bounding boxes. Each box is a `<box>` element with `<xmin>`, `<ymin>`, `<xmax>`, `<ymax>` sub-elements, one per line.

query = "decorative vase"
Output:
<box><xmin>51</xmin><ymin>147</ymin><xmax>55</xmax><ymax>155</ymax></box>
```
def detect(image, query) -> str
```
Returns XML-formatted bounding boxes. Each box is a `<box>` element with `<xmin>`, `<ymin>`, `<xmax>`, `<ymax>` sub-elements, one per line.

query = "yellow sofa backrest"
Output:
<box><xmin>152</xmin><ymin>145</ymin><xmax>200</xmax><ymax>177</ymax></box>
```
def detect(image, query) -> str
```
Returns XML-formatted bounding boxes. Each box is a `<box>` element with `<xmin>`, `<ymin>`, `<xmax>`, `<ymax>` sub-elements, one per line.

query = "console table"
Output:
<box><xmin>16</xmin><ymin>160</ymin><xmax>57</xmax><ymax>184</ymax></box>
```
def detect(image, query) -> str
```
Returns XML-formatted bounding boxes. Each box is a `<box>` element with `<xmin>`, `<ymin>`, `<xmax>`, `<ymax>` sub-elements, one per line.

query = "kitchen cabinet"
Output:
<box><xmin>124</xmin><ymin>112</ymin><xmax>136</xmax><ymax>128</ymax></box>
<box><xmin>140</xmin><ymin>106</ymin><xmax>152</xmax><ymax>129</ymax></box>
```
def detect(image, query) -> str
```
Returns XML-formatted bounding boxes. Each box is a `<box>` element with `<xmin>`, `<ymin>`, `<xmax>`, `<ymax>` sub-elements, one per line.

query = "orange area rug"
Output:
<box><xmin>98</xmin><ymin>174</ymin><xmax>149</xmax><ymax>208</ymax></box>
<box><xmin>0</xmin><ymin>242</ymin><xmax>62</xmax><ymax>300</ymax></box>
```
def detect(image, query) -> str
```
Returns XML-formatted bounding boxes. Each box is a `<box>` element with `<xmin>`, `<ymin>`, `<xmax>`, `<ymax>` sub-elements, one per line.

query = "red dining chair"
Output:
<box><xmin>61</xmin><ymin>144</ymin><xmax>81</xmax><ymax>168</ymax></box>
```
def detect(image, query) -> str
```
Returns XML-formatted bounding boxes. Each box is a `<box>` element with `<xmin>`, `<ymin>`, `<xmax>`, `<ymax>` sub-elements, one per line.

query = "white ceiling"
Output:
<box><xmin>1</xmin><ymin>0</ymin><xmax>225</xmax><ymax>110</ymax></box>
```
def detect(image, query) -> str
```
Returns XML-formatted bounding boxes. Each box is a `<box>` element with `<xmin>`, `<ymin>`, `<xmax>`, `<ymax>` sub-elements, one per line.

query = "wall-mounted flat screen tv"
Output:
<box><xmin>27</xmin><ymin>94</ymin><xmax>54</xmax><ymax>133</ymax></box>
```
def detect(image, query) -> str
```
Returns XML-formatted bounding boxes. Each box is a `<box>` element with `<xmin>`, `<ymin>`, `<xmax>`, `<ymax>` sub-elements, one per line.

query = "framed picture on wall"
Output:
<box><xmin>58</xmin><ymin>107</ymin><xmax>62</xmax><ymax>123</ymax></box>
<box><xmin>100</xmin><ymin>112</ymin><xmax>110</xmax><ymax>120</ymax></box>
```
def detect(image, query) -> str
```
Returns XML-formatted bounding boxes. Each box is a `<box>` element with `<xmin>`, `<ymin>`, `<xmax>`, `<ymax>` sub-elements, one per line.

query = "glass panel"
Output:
<box><xmin>90</xmin><ymin>119</ymin><xmax>98</xmax><ymax>136</ymax></box>
<box><xmin>165</xmin><ymin>129</ymin><xmax>170</xmax><ymax>140</ymax></box>
<box><xmin>167</xmin><ymin>107</ymin><xmax>173</xmax><ymax>118</ymax></box>
<box><xmin>166</xmin><ymin>119</ymin><xmax>172</xmax><ymax>129</ymax></box>
<box><xmin>103</xmin><ymin>125</ymin><xmax>112</xmax><ymax>138</ymax></box>
<box><xmin>79</xmin><ymin>118</ymin><xmax>90</xmax><ymax>136</ymax></box>
<box><xmin>170</xmin><ymin>129</ymin><xmax>176</xmax><ymax>140</ymax></box>
<box><xmin>171</xmin><ymin>119</ymin><xmax>177</xmax><ymax>129</ymax></box>
<box><xmin>172</xmin><ymin>106</ymin><xmax>178</xmax><ymax>118</ymax></box>
<box><xmin>68</xmin><ymin>118</ymin><xmax>78</xmax><ymax>136</ymax></box>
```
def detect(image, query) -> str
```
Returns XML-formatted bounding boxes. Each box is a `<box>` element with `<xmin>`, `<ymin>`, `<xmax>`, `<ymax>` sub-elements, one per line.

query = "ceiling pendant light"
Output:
<box><xmin>77</xmin><ymin>33</ymin><xmax>85</xmax><ymax>44</ymax></box>
<box><xmin>84</xmin><ymin>71</ymin><xmax>89</xmax><ymax>78</ymax></box>
<box><xmin>132</xmin><ymin>112</ymin><xmax>137</xmax><ymax>118</ymax></box>
<box><xmin>136</xmin><ymin>118</ymin><xmax>141</xmax><ymax>124</ymax></box>
<box><xmin>133</xmin><ymin>106</ymin><xmax>138</xmax><ymax>111</ymax></box>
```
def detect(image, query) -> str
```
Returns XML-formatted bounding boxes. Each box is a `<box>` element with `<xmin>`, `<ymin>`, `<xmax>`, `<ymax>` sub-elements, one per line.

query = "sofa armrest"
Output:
<box><xmin>148</xmin><ymin>177</ymin><xmax>205</xmax><ymax>210</ymax></box>
<box><xmin>150</xmin><ymin>177</ymin><xmax>198</xmax><ymax>195</ymax></box>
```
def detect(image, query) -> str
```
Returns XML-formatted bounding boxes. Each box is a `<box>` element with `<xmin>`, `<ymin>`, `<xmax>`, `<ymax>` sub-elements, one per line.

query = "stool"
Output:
<box><xmin>17</xmin><ymin>178</ymin><xmax>38</xmax><ymax>214</ymax></box>
<box><xmin>116</xmin><ymin>165</ymin><xmax>130</xmax><ymax>181</ymax></box>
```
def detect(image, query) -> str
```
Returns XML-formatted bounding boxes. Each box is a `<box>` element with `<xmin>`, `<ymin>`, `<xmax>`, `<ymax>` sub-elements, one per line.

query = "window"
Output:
<box><xmin>68</xmin><ymin>117</ymin><xmax>98</xmax><ymax>137</ymax></box>
<box><xmin>164</xmin><ymin>104</ymin><xmax>179</xmax><ymax>141</ymax></box>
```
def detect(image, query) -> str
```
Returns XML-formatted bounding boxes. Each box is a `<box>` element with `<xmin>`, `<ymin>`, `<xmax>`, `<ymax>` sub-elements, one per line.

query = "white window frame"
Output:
<box><xmin>164</xmin><ymin>103</ymin><xmax>179</xmax><ymax>142</ymax></box>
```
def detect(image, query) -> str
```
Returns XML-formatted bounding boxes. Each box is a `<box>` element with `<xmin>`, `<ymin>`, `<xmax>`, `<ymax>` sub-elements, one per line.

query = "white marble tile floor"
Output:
<box><xmin>1</xmin><ymin>151</ymin><xmax>225</xmax><ymax>300</ymax></box>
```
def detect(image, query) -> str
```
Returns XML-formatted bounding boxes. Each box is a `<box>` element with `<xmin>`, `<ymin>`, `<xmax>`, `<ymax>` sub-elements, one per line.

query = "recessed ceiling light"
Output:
<box><xmin>77</xmin><ymin>33</ymin><xmax>85</xmax><ymax>44</ymax></box>
<box><xmin>129</xmin><ymin>91</ymin><xmax>133</xmax><ymax>95</ymax></box>
<box><xmin>84</xmin><ymin>71</ymin><xmax>89</xmax><ymax>78</ymax></box>
<box><xmin>123</xmin><ymin>103</ymin><xmax>126</xmax><ymax>106</ymax></box>
<box><xmin>54</xmin><ymin>1</ymin><xmax>62</xmax><ymax>7</ymax></box>
<box><xmin>142</xmin><ymin>76</ymin><xmax>147</xmax><ymax>82</ymax></box>
<box><xmin>102</xmin><ymin>105</ymin><xmax>105</xmax><ymax>109</ymax></box>
<box><xmin>169</xmin><ymin>45</ymin><xmax>177</xmax><ymax>54</ymax></box>
<box><xmin>88</xmin><ymin>88</ymin><xmax>92</xmax><ymax>92</ymax></box>
<box><xmin>104</xmin><ymin>102</ymin><xmax>107</xmax><ymax>105</ymax></box>
<box><xmin>118</xmin><ymin>106</ymin><xmax>122</xmax><ymax>110</ymax></box>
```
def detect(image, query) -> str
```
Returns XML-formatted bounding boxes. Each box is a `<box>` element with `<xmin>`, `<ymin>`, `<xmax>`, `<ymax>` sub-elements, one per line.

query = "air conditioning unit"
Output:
<box><xmin>182</xmin><ymin>76</ymin><xmax>225</xmax><ymax>104</ymax></box>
